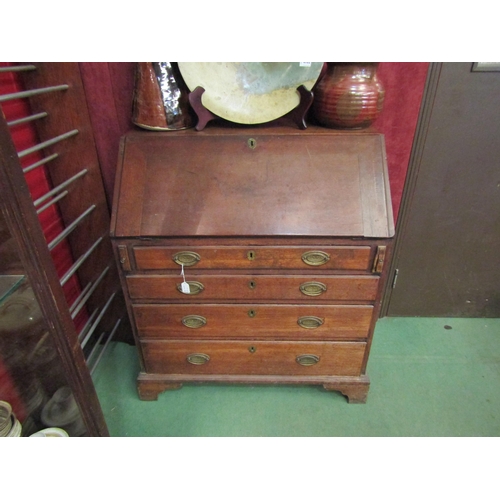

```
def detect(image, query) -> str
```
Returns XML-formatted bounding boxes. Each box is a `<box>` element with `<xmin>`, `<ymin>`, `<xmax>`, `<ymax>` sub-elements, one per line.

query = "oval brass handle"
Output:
<box><xmin>301</xmin><ymin>250</ymin><xmax>330</xmax><ymax>266</ymax></box>
<box><xmin>299</xmin><ymin>281</ymin><xmax>327</xmax><ymax>297</ymax></box>
<box><xmin>173</xmin><ymin>251</ymin><xmax>201</xmax><ymax>267</ymax></box>
<box><xmin>296</xmin><ymin>354</ymin><xmax>320</xmax><ymax>366</ymax></box>
<box><xmin>187</xmin><ymin>353</ymin><xmax>210</xmax><ymax>365</ymax></box>
<box><xmin>177</xmin><ymin>281</ymin><xmax>204</xmax><ymax>295</ymax></box>
<box><xmin>181</xmin><ymin>315</ymin><xmax>207</xmax><ymax>328</ymax></box>
<box><xmin>297</xmin><ymin>316</ymin><xmax>324</xmax><ymax>329</ymax></box>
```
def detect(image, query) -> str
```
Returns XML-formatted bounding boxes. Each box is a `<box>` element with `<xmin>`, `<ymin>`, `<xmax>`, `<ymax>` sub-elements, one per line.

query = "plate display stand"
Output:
<box><xmin>189</xmin><ymin>85</ymin><xmax>314</xmax><ymax>131</ymax></box>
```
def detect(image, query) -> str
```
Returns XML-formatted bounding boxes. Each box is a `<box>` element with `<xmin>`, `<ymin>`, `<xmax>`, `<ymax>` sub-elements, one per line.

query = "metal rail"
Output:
<box><xmin>0</xmin><ymin>84</ymin><xmax>68</xmax><ymax>103</ymax></box>
<box><xmin>60</xmin><ymin>237</ymin><xmax>102</xmax><ymax>286</ymax></box>
<box><xmin>89</xmin><ymin>318</ymin><xmax>121</xmax><ymax>376</ymax></box>
<box><xmin>80</xmin><ymin>292</ymin><xmax>116</xmax><ymax>349</ymax></box>
<box><xmin>47</xmin><ymin>205</ymin><xmax>95</xmax><ymax>251</ymax></box>
<box><xmin>18</xmin><ymin>129</ymin><xmax>78</xmax><ymax>158</ymax></box>
<box><xmin>7</xmin><ymin>112</ymin><xmax>47</xmax><ymax>127</ymax></box>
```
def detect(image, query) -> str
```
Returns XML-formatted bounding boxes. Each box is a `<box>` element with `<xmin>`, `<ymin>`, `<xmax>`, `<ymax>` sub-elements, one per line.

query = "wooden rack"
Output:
<box><xmin>0</xmin><ymin>63</ymin><xmax>129</xmax><ymax>436</ymax></box>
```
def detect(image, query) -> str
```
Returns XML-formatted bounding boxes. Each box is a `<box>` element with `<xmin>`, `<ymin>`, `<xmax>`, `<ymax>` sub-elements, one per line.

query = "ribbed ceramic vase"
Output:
<box><xmin>312</xmin><ymin>63</ymin><xmax>385</xmax><ymax>129</ymax></box>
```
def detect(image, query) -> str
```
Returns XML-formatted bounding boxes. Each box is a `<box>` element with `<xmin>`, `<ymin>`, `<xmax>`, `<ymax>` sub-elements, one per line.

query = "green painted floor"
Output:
<box><xmin>92</xmin><ymin>317</ymin><xmax>500</xmax><ymax>436</ymax></box>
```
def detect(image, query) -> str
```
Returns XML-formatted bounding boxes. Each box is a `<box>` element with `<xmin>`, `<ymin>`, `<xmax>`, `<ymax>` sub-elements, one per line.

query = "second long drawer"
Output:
<box><xmin>133</xmin><ymin>304</ymin><xmax>374</xmax><ymax>340</ymax></box>
<box><xmin>126</xmin><ymin>274</ymin><xmax>380</xmax><ymax>302</ymax></box>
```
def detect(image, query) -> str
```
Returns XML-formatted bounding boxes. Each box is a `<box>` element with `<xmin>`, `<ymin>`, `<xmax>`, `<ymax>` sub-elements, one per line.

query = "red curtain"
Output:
<box><xmin>376</xmin><ymin>62</ymin><xmax>429</xmax><ymax>219</ymax></box>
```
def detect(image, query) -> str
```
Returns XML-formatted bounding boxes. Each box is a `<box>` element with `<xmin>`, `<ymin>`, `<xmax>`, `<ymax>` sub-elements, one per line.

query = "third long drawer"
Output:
<box><xmin>132</xmin><ymin>303</ymin><xmax>374</xmax><ymax>340</ymax></box>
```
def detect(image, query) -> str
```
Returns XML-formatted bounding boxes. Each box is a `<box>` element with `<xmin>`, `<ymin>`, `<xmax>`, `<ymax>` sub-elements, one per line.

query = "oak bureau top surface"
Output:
<box><xmin>111</xmin><ymin>127</ymin><xmax>394</xmax><ymax>239</ymax></box>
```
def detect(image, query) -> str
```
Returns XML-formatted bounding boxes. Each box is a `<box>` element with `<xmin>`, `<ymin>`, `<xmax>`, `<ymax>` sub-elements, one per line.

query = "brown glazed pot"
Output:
<box><xmin>312</xmin><ymin>63</ymin><xmax>385</xmax><ymax>129</ymax></box>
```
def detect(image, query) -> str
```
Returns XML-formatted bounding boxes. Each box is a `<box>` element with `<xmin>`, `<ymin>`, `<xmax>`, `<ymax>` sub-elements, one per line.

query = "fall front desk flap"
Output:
<box><xmin>111</xmin><ymin>128</ymin><xmax>394</xmax><ymax>239</ymax></box>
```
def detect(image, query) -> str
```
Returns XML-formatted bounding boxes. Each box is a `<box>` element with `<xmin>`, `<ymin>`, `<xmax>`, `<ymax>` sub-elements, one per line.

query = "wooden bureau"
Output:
<box><xmin>110</xmin><ymin>126</ymin><xmax>394</xmax><ymax>403</ymax></box>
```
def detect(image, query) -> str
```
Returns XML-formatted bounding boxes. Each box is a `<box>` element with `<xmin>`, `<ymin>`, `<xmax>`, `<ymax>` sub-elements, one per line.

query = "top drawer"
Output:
<box><xmin>132</xmin><ymin>245</ymin><xmax>374</xmax><ymax>272</ymax></box>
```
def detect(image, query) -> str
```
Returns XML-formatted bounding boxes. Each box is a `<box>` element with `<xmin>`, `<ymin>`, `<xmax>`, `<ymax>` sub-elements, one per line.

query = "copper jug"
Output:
<box><xmin>132</xmin><ymin>62</ymin><xmax>194</xmax><ymax>131</ymax></box>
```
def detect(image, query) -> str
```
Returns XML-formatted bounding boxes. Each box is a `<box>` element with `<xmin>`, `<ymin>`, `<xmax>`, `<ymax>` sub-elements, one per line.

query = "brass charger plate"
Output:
<box><xmin>178</xmin><ymin>62</ymin><xmax>323</xmax><ymax>125</ymax></box>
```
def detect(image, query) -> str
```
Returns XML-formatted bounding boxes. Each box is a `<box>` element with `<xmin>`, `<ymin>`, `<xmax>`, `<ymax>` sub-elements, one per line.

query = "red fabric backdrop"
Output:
<box><xmin>0</xmin><ymin>63</ymin><xmax>87</xmax><ymax>328</ymax></box>
<box><xmin>79</xmin><ymin>62</ymin><xmax>429</xmax><ymax>222</ymax></box>
<box><xmin>376</xmin><ymin>63</ymin><xmax>429</xmax><ymax>219</ymax></box>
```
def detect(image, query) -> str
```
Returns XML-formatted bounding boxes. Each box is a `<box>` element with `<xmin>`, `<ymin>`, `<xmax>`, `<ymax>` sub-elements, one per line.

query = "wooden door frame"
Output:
<box><xmin>380</xmin><ymin>62</ymin><xmax>443</xmax><ymax>317</ymax></box>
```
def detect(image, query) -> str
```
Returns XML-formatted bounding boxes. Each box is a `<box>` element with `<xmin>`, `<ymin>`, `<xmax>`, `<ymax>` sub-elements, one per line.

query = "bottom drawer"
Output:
<box><xmin>140</xmin><ymin>340</ymin><xmax>366</xmax><ymax>377</ymax></box>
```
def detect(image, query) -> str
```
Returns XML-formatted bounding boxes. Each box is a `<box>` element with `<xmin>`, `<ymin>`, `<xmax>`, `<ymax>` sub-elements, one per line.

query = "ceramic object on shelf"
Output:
<box><xmin>178</xmin><ymin>62</ymin><xmax>323</xmax><ymax>125</ymax></box>
<box><xmin>41</xmin><ymin>386</ymin><xmax>86</xmax><ymax>437</ymax></box>
<box><xmin>0</xmin><ymin>401</ymin><xmax>22</xmax><ymax>437</ymax></box>
<box><xmin>311</xmin><ymin>63</ymin><xmax>385</xmax><ymax>129</ymax></box>
<box><xmin>6</xmin><ymin>415</ymin><xmax>22</xmax><ymax>437</ymax></box>
<box><xmin>132</xmin><ymin>62</ymin><xmax>194</xmax><ymax>131</ymax></box>
<box><xmin>0</xmin><ymin>400</ymin><xmax>13</xmax><ymax>436</ymax></box>
<box><xmin>30</xmin><ymin>427</ymin><xmax>69</xmax><ymax>437</ymax></box>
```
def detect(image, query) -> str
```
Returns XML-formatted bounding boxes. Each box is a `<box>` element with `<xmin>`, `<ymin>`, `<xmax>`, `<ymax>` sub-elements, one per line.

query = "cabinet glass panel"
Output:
<box><xmin>0</xmin><ymin>209</ymin><xmax>88</xmax><ymax>437</ymax></box>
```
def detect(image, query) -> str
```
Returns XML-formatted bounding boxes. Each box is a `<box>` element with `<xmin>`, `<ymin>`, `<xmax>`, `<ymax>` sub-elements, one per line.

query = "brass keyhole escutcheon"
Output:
<box><xmin>247</xmin><ymin>138</ymin><xmax>257</xmax><ymax>149</ymax></box>
<box><xmin>247</xmin><ymin>250</ymin><xmax>256</xmax><ymax>260</ymax></box>
<box><xmin>249</xmin><ymin>346</ymin><xmax>256</xmax><ymax>353</ymax></box>
<box><xmin>248</xmin><ymin>280</ymin><xmax>256</xmax><ymax>289</ymax></box>
<box><xmin>248</xmin><ymin>309</ymin><xmax>256</xmax><ymax>318</ymax></box>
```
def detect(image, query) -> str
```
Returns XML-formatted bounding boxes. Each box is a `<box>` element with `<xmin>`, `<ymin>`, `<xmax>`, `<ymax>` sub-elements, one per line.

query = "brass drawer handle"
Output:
<box><xmin>297</xmin><ymin>316</ymin><xmax>324</xmax><ymax>329</ymax></box>
<box><xmin>301</xmin><ymin>250</ymin><xmax>330</xmax><ymax>266</ymax></box>
<box><xmin>177</xmin><ymin>281</ymin><xmax>204</xmax><ymax>295</ymax></box>
<box><xmin>187</xmin><ymin>353</ymin><xmax>210</xmax><ymax>365</ymax></box>
<box><xmin>173</xmin><ymin>251</ymin><xmax>201</xmax><ymax>267</ymax></box>
<box><xmin>299</xmin><ymin>281</ymin><xmax>327</xmax><ymax>297</ymax></box>
<box><xmin>296</xmin><ymin>354</ymin><xmax>320</xmax><ymax>366</ymax></box>
<box><xmin>181</xmin><ymin>315</ymin><xmax>207</xmax><ymax>328</ymax></box>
